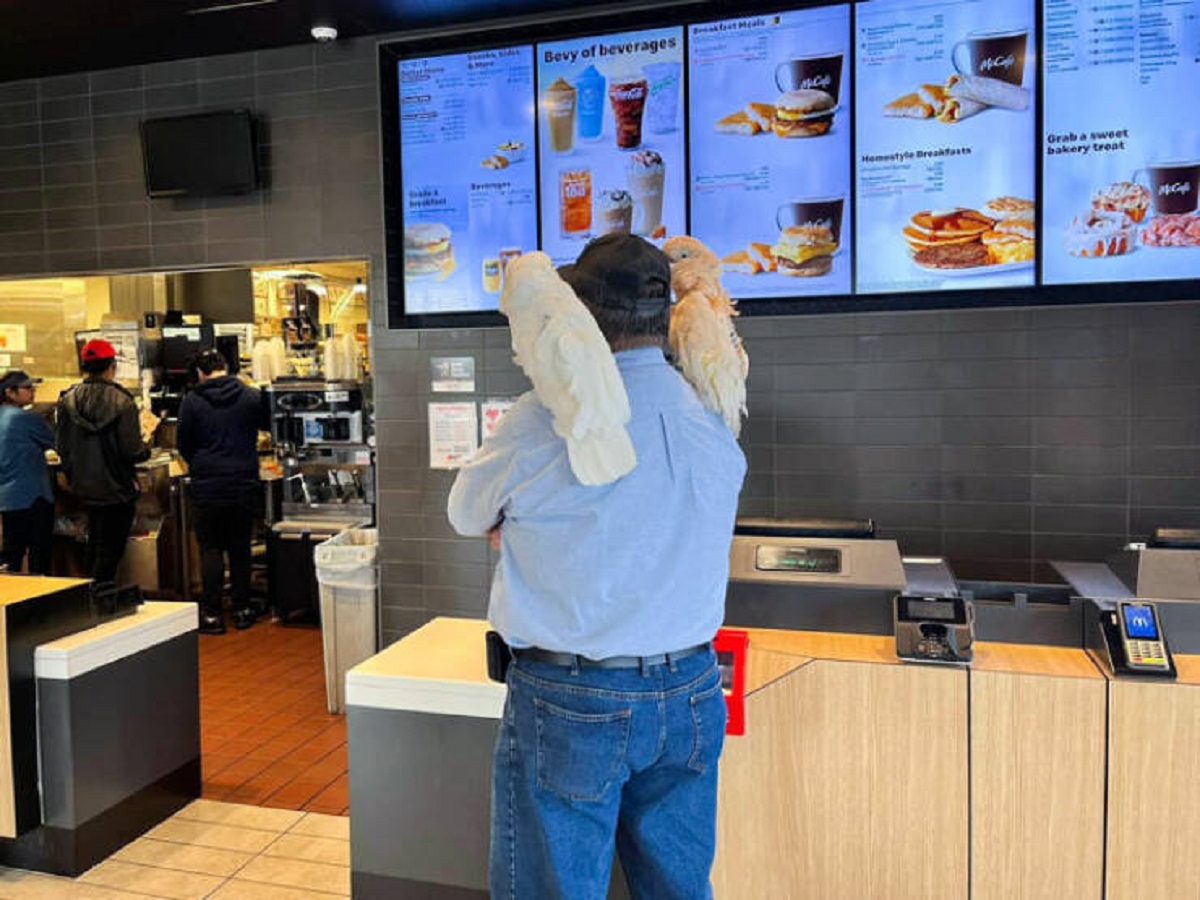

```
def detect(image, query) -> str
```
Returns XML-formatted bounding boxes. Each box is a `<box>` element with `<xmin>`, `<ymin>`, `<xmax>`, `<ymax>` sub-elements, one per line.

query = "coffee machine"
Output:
<box><xmin>266</xmin><ymin>380</ymin><xmax>374</xmax><ymax>624</ymax></box>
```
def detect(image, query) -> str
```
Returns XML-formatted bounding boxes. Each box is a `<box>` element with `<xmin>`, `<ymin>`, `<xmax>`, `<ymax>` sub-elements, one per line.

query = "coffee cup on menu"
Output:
<box><xmin>774</xmin><ymin>52</ymin><xmax>844</xmax><ymax>105</ymax></box>
<box><xmin>951</xmin><ymin>29</ymin><xmax>1027</xmax><ymax>87</ymax></box>
<box><xmin>1133</xmin><ymin>161</ymin><xmax>1200</xmax><ymax>216</ymax></box>
<box><xmin>776</xmin><ymin>197</ymin><xmax>845</xmax><ymax>245</ymax></box>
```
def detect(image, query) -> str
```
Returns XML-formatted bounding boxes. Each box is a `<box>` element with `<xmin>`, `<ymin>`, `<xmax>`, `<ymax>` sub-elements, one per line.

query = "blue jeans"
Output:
<box><xmin>490</xmin><ymin>647</ymin><xmax>726</xmax><ymax>900</ymax></box>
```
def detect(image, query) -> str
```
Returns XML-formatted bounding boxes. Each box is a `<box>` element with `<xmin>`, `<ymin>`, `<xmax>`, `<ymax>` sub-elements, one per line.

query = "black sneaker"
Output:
<box><xmin>232</xmin><ymin>608</ymin><xmax>256</xmax><ymax>631</ymax></box>
<box><xmin>199</xmin><ymin>613</ymin><xmax>226</xmax><ymax>635</ymax></box>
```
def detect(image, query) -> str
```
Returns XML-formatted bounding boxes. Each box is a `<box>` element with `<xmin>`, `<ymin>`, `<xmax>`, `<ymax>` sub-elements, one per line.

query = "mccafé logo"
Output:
<box><xmin>800</xmin><ymin>74</ymin><xmax>833</xmax><ymax>89</ymax></box>
<box><xmin>979</xmin><ymin>54</ymin><xmax>1016</xmax><ymax>72</ymax></box>
<box><xmin>1159</xmin><ymin>182</ymin><xmax>1192</xmax><ymax>196</ymax></box>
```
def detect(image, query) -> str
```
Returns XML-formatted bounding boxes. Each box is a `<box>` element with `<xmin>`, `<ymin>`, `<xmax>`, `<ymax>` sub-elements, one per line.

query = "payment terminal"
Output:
<box><xmin>1099</xmin><ymin>601</ymin><xmax>1177</xmax><ymax>678</ymax></box>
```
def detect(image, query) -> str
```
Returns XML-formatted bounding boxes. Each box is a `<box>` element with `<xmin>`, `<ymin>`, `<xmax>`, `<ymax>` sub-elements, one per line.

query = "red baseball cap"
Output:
<box><xmin>80</xmin><ymin>339</ymin><xmax>117</xmax><ymax>363</ymax></box>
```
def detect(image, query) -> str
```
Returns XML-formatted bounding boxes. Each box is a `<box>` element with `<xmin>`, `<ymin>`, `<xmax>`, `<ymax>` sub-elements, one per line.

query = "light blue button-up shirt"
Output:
<box><xmin>448</xmin><ymin>347</ymin><xmax>746</xmax><ymax>659</ymax></box>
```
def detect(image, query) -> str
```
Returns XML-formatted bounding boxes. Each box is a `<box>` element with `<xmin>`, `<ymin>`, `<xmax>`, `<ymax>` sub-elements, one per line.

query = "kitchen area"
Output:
<box><xmin>0</xmin><ymin>259</ymin><xmax>376</xmax><ymax>814</ymax></box>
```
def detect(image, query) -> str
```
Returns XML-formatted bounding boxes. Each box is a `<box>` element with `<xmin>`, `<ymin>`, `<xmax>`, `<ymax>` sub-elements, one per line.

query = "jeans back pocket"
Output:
<box><xmin>687</xmin><ymin>680</ymin><xmax>727</xmax><ymax>775</ymax></box>
<box><xmin>535</xmin><ymin>698</ymin><xmax>631</xmax><ymax>803</ymax></box>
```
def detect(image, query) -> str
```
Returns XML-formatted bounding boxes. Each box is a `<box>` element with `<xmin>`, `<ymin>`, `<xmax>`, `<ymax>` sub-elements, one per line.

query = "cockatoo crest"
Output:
<box><xmin>499</xmin><ymin>252</ymin><xmax>636</xmax><ymax>486</ymax></box>
<box><xmin>663</xmin><ymin>235</ymin><xmax>749</xmax><ymax>437</ymax></box>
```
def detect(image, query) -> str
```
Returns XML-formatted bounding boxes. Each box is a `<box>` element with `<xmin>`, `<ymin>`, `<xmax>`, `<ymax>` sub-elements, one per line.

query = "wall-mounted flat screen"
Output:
<box><xmin>536</xmin><ymin>27</ymin><xmax>686</xmax><ymax>266</ymax></box>
<box><xmin>689</xmin><ymin>6</ymin><xmax>852</xmax><ymax>299</ymax></box>
<box><xmin>398</xmin><ymin>48</ymin><xmax>539</xmax><ymax>315</ymax></box>
<box><xmin>855</xmin><ymin>0</ymin><xmax>1037</xmax><ymax>294</ymax></box>
<box><xmin>1042</xmin><ymin>0</ymin><xmax>1200</xmax><ymax>285</ymax></box>
<box><xmin>140</xmin><ymin>110</ymin><xmax>258</xmax><ymax>198</ymax></box>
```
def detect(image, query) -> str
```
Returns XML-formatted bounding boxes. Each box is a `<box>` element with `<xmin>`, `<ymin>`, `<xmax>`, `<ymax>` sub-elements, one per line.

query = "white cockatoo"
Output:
<box><xmin>663</xmin><ymin>235</ymin><xmax>749</xmax><ymax>437</ymax></box>
<box><xmin>499</xmin><ymin>251</ymin><xmax>636</xmax><ymax>486</ymax></box>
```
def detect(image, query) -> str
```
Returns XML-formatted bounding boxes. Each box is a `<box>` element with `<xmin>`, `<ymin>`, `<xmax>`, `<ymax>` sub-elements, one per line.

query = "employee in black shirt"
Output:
<box><xmin>178</xmin><ymin>350</ymin><xmax>266</xmax><ymax>635</ymax></box>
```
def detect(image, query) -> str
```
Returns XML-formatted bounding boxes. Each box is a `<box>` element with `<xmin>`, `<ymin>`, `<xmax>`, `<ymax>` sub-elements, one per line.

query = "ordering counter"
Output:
<box><xmin>346</xmin><ymin>617</ymin><xmax>1200</xmax><ymax>899</ymax></box>
<box><xmin>0</xmin><ymin>576</ymin><xmax>200</xmax><ymax>875</ymax></box>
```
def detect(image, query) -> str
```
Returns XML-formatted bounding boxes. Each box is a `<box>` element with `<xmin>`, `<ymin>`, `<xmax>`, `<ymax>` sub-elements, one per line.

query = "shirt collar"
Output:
<box><xmin>614</xmin><ymin>347</ymin><xmax>667</xmax><ymax>369</ymax></box>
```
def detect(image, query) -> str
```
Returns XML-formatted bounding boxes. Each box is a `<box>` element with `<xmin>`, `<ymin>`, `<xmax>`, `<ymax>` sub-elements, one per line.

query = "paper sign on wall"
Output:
<box><xmin>428</xmin><ymin>402</ymin><xmax>479</xmax><ymax>469</ymax></box>
<box><xmin>0</xmin><ymin>324</ymin><xmax>28</xmax><ymax>353</ymax></box>
<box><xmin>431</xmin><ymin>356</ymin><xmax>476</xmax><ymax>393</ymax></box>
<box><xmin>480</xmin><ymin>398</ymin><xmax>516</xmax><ymax>441</ymax></box>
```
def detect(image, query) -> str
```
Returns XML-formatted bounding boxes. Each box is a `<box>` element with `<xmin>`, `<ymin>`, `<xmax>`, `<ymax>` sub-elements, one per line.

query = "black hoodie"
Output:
<box><xmin>177</xmin><ymin>375</ymin><xmax>266</xmax><ymax>502</ymax></box>
<box><xmin>56</xmin><ymin>379</ymin><xmax>150</xmax><ymax>506</ymax></box>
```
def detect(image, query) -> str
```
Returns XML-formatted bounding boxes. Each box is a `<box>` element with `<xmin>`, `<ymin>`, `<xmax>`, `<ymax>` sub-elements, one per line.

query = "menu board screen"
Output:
<box><xmin>398</xmin><ymin>48</ymin><xmax>538</xmax><ymax>314</ymax></box>
<box><xmin>1042</xmin><ymin>1</ymin><xmax>1200</xmax><ymax>285</ymax></box>
<box><xmin>855</xmin><ymin>0</ymin><xmax>1037</xmax><ymax>294</ymax></box>
<box><xmin>689</xmin><ymin>7</ymin><xmax>852</xmax><ymax>299</ymax></box>
<box><xmin>536</xmin><ymin>27</ymin><xmax>686</xmax><ymax>266</ymax></box>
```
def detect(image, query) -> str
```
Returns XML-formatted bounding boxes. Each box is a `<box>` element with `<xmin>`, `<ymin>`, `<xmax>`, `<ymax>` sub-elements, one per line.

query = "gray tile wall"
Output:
<box><xmin>2</xmin><ymin>43</ymin><xmax>1198</xmax><ymax>646</ymax></box>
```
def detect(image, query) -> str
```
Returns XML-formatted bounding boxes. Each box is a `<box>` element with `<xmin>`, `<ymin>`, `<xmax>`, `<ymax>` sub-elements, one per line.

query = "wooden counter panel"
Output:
<box><xmin>742</xmin><ymin>627</ymin><xmax>898</xmax><ymax>666</ymax></box>
<box><xmin>1172</xmin><ymin>653</ymin><xmax>1200</xmax><ymax>685</ymax></box>
<box><xmin>972</xmin><ymin>642</ymin><xmax>1104</xmax><ymax>680</ymax></box>
<box><xmin>744</xmin><ymin>647</ymin><xmax>809</xmax><ymax>696</ymax></box>
<box><xmin>970</xmin><ymin>671</ymin><xmax>1106</xmax><ymax>900</ymax></box>
<box><xmin>0</xmin><ymin>577</ymin><xmax>89</xmax><ymax>607</ymax></box>
<box><xmin>713</xmin><ymin>659</ymin><xmax>968</xmax><ymax>900</ymax></box>
<box><xmin>1107</xmin><ymin>679</ymin><xmax>1200</xmax><ymax>900</ymax></box>
<box><xmin>0</xmin><ymin>615</ymin><xmax>10</xmax><ymax>838</ymax></box>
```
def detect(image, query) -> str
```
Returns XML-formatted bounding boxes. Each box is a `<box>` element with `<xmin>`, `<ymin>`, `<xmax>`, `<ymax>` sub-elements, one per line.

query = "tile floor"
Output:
<box><xmin>0</xmin><ymin>799</ymin><xmax>351</xmax><ymax>898</ymax></box>
<box><xmin>199</xmin><ymin>621</ymin><xmax>348</xmax><ymax>815</ymax></box>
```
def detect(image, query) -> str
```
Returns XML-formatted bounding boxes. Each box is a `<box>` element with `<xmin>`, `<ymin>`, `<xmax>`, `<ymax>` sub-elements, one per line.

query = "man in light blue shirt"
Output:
<box><xmin>0</xmin><ymin>371</ymin><xmax>55</xmax><ymax>575</ymax></box>
<box><xmin>449</xmin><ymin>234</ymin><xmax>745</xmax><ymax>899</ymax></box>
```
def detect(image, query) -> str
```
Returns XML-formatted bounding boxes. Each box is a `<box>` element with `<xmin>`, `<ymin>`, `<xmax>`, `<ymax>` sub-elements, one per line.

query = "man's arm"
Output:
<box><xmin>55</xmin><ymin>400</ymin><xmax>72</xmax><ymax>473</ymax></box>
<box><xmin>176</xmin><ymin>395</ymin><xmax>196</xmax><ymax>464</ymax></box>
<box><xmin>26</xmin><ymin>413</ymin><xmax>55</xmax><ymax>450</ymax></box>
<box><xmin>447</xmin><ymin>424</ymin><xmax>522</xmax><ymax>538</ymax></box>
<box><xmin>117</xmin><ymin>399</ymin><xmax>151</xmax><ymax>465</ymax></box>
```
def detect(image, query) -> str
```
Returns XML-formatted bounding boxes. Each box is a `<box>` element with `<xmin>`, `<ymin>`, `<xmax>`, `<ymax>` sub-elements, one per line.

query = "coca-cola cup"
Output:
<box><xmin>1134</xmin><ymin>162</ymin><xmax>1200</xmax><ymax>216</ymax></box>
<box><xmin>951</xmin><ymin>29</ymin><xmax>1027</xmax><ymax>87</ymax></box>
<box><xmin>608</xmin><ymin>77</ymin><xmax>648</xmax><ymax>150</ymax></box>
<box><xmin>774</xmin><ymin>53</ymin><xmax>843</xmax><ymax>105</ymax></box>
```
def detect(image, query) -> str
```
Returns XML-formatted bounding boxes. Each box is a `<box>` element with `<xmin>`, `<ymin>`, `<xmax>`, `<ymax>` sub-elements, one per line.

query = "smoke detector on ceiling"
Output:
<box><xmin>311</xmin><ymin>25</ymin><xmax>338</xmax><ymax>42</ymax></box>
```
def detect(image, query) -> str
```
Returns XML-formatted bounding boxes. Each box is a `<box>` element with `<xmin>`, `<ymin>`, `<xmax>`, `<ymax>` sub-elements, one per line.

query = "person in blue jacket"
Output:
<box><xmin>178</xmin><ymin>349</ymin><xmax>267</xmax><ymax>635</ymax></box>
<box><xmin>0</xmin><ymin>370</ymin><xmax>56</xmax><ymax>575</ymax></box>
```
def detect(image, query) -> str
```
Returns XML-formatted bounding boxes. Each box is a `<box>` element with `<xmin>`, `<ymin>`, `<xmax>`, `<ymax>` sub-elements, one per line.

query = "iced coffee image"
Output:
<box><xmin>544</xmin><ymin>77</ymin><xmax>577</xmax><ymax>154</ymax></box>
<box><xmin>627</xmin><ymin>150</ymin><xmax>665</xmax><ymax>236</ymax></box>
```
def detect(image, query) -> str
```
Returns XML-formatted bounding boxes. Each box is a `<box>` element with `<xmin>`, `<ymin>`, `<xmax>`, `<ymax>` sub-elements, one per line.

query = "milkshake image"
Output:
<box><xmin>643</xmin><ymin>61</ymin><xmax>682</xmax><ymax>134</ymax></box>
<box><xmin>598</xmin><ymin>189</ymin><xmax>634</xmax><ymax>235</ymax></box>
<box><xmin>627</xmin><ymin>150</ymin><xmax>665</xmax><ymax>236</ymax></box>
<box><xmin>608</xmin><ymin>75</ymin><xmax>649</xmax><ymax>149</ymax></box>
<box><xmin>543</xmin><ymin>78</ymin><xmax>577</xmax><ymax>154</ymax></box>
<box><xmin>575</xmin><ymin>65</ymin><xmax>606</xmax><ymax>141</ymax></box>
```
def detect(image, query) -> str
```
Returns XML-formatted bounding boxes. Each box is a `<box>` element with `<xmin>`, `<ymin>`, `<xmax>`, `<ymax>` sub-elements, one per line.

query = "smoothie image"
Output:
<box><xmin>544</xmin><ymin>77</ymin><xmax>577</xmax><ymax>153</ymax></box>
<box><xmin>643</xmin><ymin>61</ymin><xmax>682</xmax><ymax>134</ymax></box>
<box><xmin>598</xmin><ymin>189</ymin><xmax>634</xmax><ymax>235</ymax></box>
<box><xmin>608</xmin><ymin>76</ymin><xmax>649</xmax><ymax>149</ymax></box>
<box><xmin>627</xmin><ymin>150</ymin><xmax>665</xmax><ymax>236</ymax></box>
<box><xmin>575</xmin><ymin>65</ymin><xmax>607</xmax><ymax>141</ymax></box>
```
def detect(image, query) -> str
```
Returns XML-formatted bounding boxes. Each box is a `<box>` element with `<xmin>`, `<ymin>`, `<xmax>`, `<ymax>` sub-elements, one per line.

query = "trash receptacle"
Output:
<box><xmin>315</xmin><ymin>527</ymin><xmax>378</xmax><ymax>714</ymax></box>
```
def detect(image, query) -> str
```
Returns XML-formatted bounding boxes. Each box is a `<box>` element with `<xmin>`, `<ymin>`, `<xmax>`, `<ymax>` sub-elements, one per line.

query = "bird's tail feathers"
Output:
<box><xmin>566</xmin><ymin>429</ymin><xmax>637</xmax><ymax>486</ymax></box>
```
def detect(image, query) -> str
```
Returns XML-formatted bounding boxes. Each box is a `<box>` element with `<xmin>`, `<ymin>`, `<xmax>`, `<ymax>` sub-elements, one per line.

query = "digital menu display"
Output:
<box><xmin>536</xmin><ymin>27</ymin><xmax>687</xmax><ymax>266</ymax></box>
<box><xmin>689</xmin><ymin>7</ymin><xmax>852</xmax><ymax>299</ymax></box>
<box><xmin>1042</xmin><ymin>1</ymin><xmax>1200</xmax><ymax>285</ymax></box>
<box><xmin>855</xmin><ymin>0</ymin><xmax>1037</xmax><ymax>294</ymax></box>
<box><xmin>398</xmin><ymin>48</ymin><xmax>538</xmax><ymax>314</ymax></box>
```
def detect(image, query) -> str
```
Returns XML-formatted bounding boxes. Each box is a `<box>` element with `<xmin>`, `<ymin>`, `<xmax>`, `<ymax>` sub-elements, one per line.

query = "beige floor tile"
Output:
<box><xmin>0</xmin><ymin>868</ymin><xmax>158</xmax><ymax>900</ymax></box>
<box><xmin>172</xmin><ymin>800</ymin><xmax>304</xmax><ymax>833</ymax></box>
<box><xmin>79</xmin><ymin>860</ymin><xmax>223</xmax><ymax>900</ymax></box>
<box><xmin>207</xmin><ymin>882</ymin><xmax>344</xmax><ymax>899</ymax></box>
<box><xmin>287</xmin><ymin>814</ymin><xmax>349</xmax><ymax>842</ymax></box>
<box><xmin>112</xmin><ymin>837</ymin><xmax>253</xmax><ymax>878</ymax></box>
<box><xmin>233</xmin><ymin>857</ymin><xmax>349</xmax><ymax>896</ymax></box>
<box><xmin>144</xmin><ymin>819</ymin><xmax>278</xmax><ymax>854</ymax></box>
<box><xmin>262</xmin><ymin>834</ymin><xmax>348</xmax><ymax>868</ymax></box>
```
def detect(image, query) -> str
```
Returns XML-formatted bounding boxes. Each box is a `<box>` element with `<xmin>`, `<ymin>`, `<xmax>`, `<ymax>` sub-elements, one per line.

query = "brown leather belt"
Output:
<box><xmin>513</xmin><ymin>642</ymin><xmax>711</xmax><ymax>670</ymax></box>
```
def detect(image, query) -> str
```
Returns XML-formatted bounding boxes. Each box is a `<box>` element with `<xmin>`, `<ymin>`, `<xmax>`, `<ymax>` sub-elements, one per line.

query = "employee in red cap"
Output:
<box><xmin>56</xmin><ymin>339</ymin><xmax>152</xmax><ymax>584</ymax></box>
<box><xmin>0</xmin><ymin>370</ymin><xmax>55</xmax><ymax>574</ymax></box>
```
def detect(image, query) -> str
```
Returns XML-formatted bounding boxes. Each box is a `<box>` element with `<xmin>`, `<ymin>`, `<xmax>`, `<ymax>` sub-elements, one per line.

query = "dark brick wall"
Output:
<box><xmin>2</xmin><ymin>41</ymin><xmax>1198</xmax><ymax>646</ymax></box>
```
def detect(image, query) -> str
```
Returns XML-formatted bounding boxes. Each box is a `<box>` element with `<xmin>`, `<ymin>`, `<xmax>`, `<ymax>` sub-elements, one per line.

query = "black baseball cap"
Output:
<box><xmin>0</xmin><ymin>370</ymin><xmax>40</xmax><ymax>392</ymax></box>
<box><xmin>558</xmin><ymin>234</ymin><xmax>671</xmax><ymax>317</ymax></box>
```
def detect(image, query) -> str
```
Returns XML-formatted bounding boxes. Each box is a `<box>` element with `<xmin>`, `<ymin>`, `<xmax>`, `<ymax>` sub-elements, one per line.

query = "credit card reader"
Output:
<box><xmin>1099</xmin><ymin>601</ymin><xmax>1177</xmax><ymax>678</ymax></box>
<box><xmin>894</xmin><ymin>595</ymin><xmax>974</xmax><ymax>665</ymax></box>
